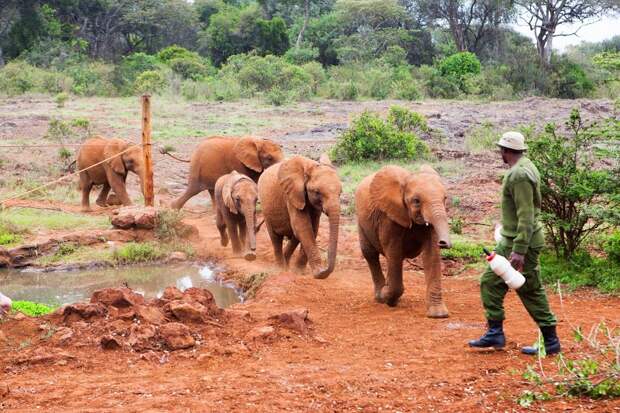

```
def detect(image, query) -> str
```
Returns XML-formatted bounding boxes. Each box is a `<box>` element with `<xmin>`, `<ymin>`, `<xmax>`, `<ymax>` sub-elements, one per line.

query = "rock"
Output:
<box><xmin>100</xmin><ymin>335</ymin><xmax>123</xmax><ymax>350</ymax></box>
<box><xmin>269</xmin><ymin>308</ymin><xmax>310</xmax><ymax>334</ymax></box>
<box><xmin>106</xmin><ymin>193</ymin><xmax>123</xmax><ymax>206</ymax></box>
<box><xmin>182</xmin><ymin>288</ymin><xmax>216</xmax><ymax>309</ymax></box>
<box><xmin>159</xmin><ymin>322</ymin><xmax>195</xmax><ymax>350</ymax></box>
<box><xmin>111</xmin><ymin>213</ymin><xmax>135</xmax><ymax>229</ymax></box>
<box><xmin>167</xmin><ymin>251</ymin><xmax>188</xmax><ymax>263</ymax></box>
<box><xmin>91</xmin><ymin>288</ymin><xmax>145</xmax><ymax>308</ymax></box>
<box><xmin>13</xmin><ymin>312</ymin><xmax>26</xmax><ymax>321</ymax></box>
<box><xmin>168</xmin><ymin>301</ymin><xmax>207</xmax><ymax>323</ymax></box>
<box><xmin>0</xmin><ymin>330</ymin><xmax>7</xmax><ymax>343</ymax></box>
<box><xmin>15</xmin><ymin>347</ymin><xmax>76</xmax><ymax>365</ymax></box>
<box><xmin>224</xmin><ymin>309</ymin><xmax>251</xmax><ymax>320</ymax></box>
<box><xmin>63</xmin><ymin>303</ymin><xmax>107</xmax><ymax>323</ymax></box>
<box><xmin>112</xmin><ymin>206</ymin><xmax>158</xmax><ymax>230</ymax></box>
<box><xmin>134</xmin><ymin>208</ymin><xmax>157</xmax><ymax>229</ymax></box>
<box><xmin>128</xmin><ymin>324</ymin><xmax>157</xmax><ymax>352</ymax></box>
<box><xmin>162</xmin><ymin>286</ymin><xmax>184</xmax><ymax>301</ymax></box>
<box><xmin>244</xmin><ymin>325</ymin><xmax>276</xmax><ymax>342</ymax></box>
<box><xmin>53</xmin><ymin>327</ymin><xmax>74</xmax><ymax>345</ymax></box>
<box><xmin>135</xmin><ymin>305</ymin><xmax>166</xmax><ymax>325</ymax></box>
<box><xmin>108</xmin><ymin>319</ymin><xmax>131</xmax><ymax>336</ymax></box>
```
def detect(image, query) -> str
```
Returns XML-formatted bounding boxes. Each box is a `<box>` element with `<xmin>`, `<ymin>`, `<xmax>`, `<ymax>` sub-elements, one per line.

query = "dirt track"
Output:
<box><xmin>0</xmin><ymin>97</ymin><xmax>619</xmax><ymax>411</ymax></box>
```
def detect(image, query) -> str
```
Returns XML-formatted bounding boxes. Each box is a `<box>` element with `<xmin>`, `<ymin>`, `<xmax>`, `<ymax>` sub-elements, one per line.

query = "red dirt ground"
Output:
<box><xmin>1</xmin><ymin>198</ymin><xmax>619</xmax><ymax>412</ymax></box>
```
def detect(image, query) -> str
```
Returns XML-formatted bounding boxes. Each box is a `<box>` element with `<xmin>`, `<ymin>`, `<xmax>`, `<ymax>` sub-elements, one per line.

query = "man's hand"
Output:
<box><xmin>509</xmin><ymin>252</ymin><xmax>525</xmax><ymax>272</ymax></box>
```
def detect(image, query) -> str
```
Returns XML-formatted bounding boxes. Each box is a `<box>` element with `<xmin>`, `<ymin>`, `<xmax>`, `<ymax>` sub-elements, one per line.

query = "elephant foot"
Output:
<box><xmin>426</xmin><ymin>303</ymin><xmax>449</xmax><ymax>318</ymax></box>
<box><xmin>96</xmin><ymin>201</ymin><xmax>108</xmax><ymax>208</ymax></box>
<box><xmin>380</xmin><ymin>286</ymin><xmax>402</xmax><ymax>307</ymax></box>
<box><xmin>243</xmin><ymin>251</ymin><xmax>256</xmax><ymax>261</ymax></box>
<box><xmin>374</xmin><ymin>289</ymin><xmax>386</xmax><ymax>303</ymax></box>
<box><xmin>81</xmin><ymin>206</ymin><xmax>92</xmax><ymax>213</ymax></box>
<box><xmin>220</xmin><ymin>235</ymin><xmax>229</xmax><ymax>247</ymax></box>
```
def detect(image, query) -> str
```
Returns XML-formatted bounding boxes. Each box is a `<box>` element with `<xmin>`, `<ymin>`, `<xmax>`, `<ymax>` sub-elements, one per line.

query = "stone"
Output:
<box><xmin>159</xmin><ymin>322</ymin><xmax>195</xmax><ymax>350</ymax></box>
<box><xmin>108</xmin><ymin>319</ymin><xmax>131</xmax><ymax>336</ymax></box>
<box><xmin>63</xmin><ymin>303</ymin><xmax>107</xmax><ymax>323</ymax></box>
<box><xmin>128</xmin><ymin>324</ymin><xmax>157</xmax><ymax>352</ymax></box>
<box><xmin>224</xmin><ymin>309</ymin><xmax>251</xmax><ymax>320</ymax></box>
<box><xmin>182</xmin><ymin>288</ymin><xmax>216</xmax><ymax>309</ymax></box>
<box><xmin>244</xmin><ymin>325</ymin><xmax>276</xmax><ymax>342</ymax></box>
<box><xmin>111</xmin><ymin>213</ymin><xmax>135</xmax><ymax>229</ymax></box>
<box><xmin>162</xmin><ymin>286</ymin><xmax>184</xmax><ymax>301</ymax></box>
<box><xmin>91</xmin><ymin>288</ymin><xmax>145</xmax><ymax>308</ymax></box>
<box><xmin>100</xmin><ymin>335</ymin><xmax>122</xmax><ymax>350</ymax></box>
<box><xmin>167</xmin><ymin>251</ymin><xmax>188</xmax><ymax>263</ymax></box>
<box><xmin>134</xmin><ymin>208</ymin><xmax>157</xmax><ymax>229</ymax></box>
<box><xmin>53</xmin><ymin>327</ymin><xmax>74</xmax><ymax>345</ymax></box>
<box><xmin>135</xmin><ymin>305</ymin><xmax>166</xmax><ymax>325</ymax></box>
<box><xmin>168</xmin><ymin>301</ymin><xmax>207</xmax><ymax>323</ymax></box>
<box><xmin>269</xmin><ymin>308</ymin><xmax>310</xmax><ymax>334</ymax></box>
<box><xmin>0</xmin><ymin>330</ymin><xmax>7</xmax><ymax>343</ymax></box>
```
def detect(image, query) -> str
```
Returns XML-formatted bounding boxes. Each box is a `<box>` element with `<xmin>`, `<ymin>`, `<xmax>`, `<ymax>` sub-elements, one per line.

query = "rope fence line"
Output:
<box><xmin>0</xmin><ymin>143</ymin><xmax>143</xmax><ymax>207</ymax></box>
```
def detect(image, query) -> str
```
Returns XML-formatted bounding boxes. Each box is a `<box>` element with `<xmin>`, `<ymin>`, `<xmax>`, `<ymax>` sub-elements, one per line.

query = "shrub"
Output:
<box><xmin>394</xmin><ymin>79</ymin><xmax>422</xmax><ymax>100</ymax></box>
<box><xmin>438</xmin><ymin>52</ymin><xmax>481</xmax><ymax>79</ymax></box>
<box><xmin>66</xmin><ymin>62</ymin><xmax>115</xmax><ymax>96</ymax></box>
<box><xmin>604</xmin><ymin>231</ymin><xmax>620</xmax><ymax>264</ymax></box>
<box><xmin>380</xmin><ymin>45</ymin><xmax>408</xmax><ymax>67</ymax></box>
<box><xmin>157</xmin><ymin>45</ymin><xmax>200</xmax><ymax>63</ymax></box>
<box><xmin>420</xmin><ymin>65</ymin><xmax>461</xmax><ymax>99</ymax></box>
<box><xmin>331</xmin><ymin>110</ymin><xmax>430</xmax><ymax>162</ymax></box>
<box><xmin>55</xmin><ymin>92</ymin><xmax>69</xmax><ymax>108</ymax></box>
<box><xmin>540</xmin><ymin>251</ymin><xmax>620</xmax><ymax>293</ymax></box>
<box><xmin>550</xmin><ymin>59</ymin><xmax>594</xmax><ymax>99</ymax></box>
<box><xmin>450</xmin><ymin>217</ymin><xmax>463</xmax><ymax>235</ymax></box>
<box><xmin>528</xmin><ymin>110</ymin><xmax>620</xmax><ymax>258</ymax></box>
<box><xmin>113</xmin><ymin>53</ymin><xmax>160</xmax><ymax>94</ymax></box>
<box><xmin>367</xmin><ymin>67</ymin><xmax>392</xmax><ymax>99</ymax></box>
<box><xmin>464</xmin><ymin>122</ymin><xmax>499</xmax><ymax>153</ymax></box>
<box><xmin>387</xmin><ymin>106</ymin><xmax>428</xmax><ymax>133</ymax></box>
<box><xmin>12</xmin><ymin>301</ymin><xmax>55</xmax><ymax>317</ymax></box>
<box><xmin>265</xmin><ymin>87</ymin><xmax>288</xmax><ymax>106</ymax></box>
<box><xmin>168</xmin><ymin>57</ymin><xmax>214</xmax><ymax>81</ymax></box>
<box><xmin>134</xmin><ymin>70</ymin><xmax>168</xmax><ymax>94</ymax></box>
<box><xmin>284</xmin><ymin>46</ymin><xmax>320</xmax><ymax>65</ymax></box>
<box><xmin>113</xmin><ymin>242</ymin><xmax>164</xmax><ymax>264</ymax></box>
<box><xmin>156</xmin><ymin>209</ymin><xmax>190</xmax><ymax>239</ymax></box>
<box><xmin>301</xmin><ymin>61</ymin><xmax>326</xmax><ymax>94</ymax></box>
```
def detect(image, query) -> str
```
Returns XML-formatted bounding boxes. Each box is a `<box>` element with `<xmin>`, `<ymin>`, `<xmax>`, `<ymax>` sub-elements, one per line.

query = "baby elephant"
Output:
<box><xmin>214</xmin><ymin>171</ymin><xmax>260</xmax><ymax>261</ymax></box>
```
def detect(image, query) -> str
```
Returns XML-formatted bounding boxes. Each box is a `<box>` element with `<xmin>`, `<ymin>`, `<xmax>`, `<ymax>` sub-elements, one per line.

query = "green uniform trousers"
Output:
<box><xmin>480</xmin><ymin>238</ymin><xmax>556</xmax><ymax>327</ymax></box>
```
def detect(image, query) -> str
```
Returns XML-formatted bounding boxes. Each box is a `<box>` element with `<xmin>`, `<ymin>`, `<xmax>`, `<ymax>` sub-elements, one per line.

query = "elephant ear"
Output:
<box><xmin>104</xmin><ymin>139</ymin><xmax>128</xmax><ymax>175</ymax></box>
<box><xmin>234</xmin><ymin>138</ymin><xmax>262</xmax><ymax>172</ymax></box>
<box><xmin>278</xmin><ymin>156</ymin><xmax>311</xmax><ymax>210</ymax></box>
<box><xmin>222</xmin><ymin>171</ymin><xmax>243</xmax><ymax>214</ymax></box>
<box><xmin>370</xmin><ymin>166</ymin><xmax>411</xmax><ymax>228</ymax></box>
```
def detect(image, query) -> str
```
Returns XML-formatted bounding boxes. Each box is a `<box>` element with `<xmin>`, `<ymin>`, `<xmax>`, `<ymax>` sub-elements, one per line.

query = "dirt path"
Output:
<box><xmin>1</xmin><ymin>202</ymin><xmax>619</xmax><ymax>412</ymax></box>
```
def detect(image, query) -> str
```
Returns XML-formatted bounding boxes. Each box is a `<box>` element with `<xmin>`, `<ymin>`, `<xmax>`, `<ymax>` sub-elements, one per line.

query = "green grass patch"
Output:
<box><xmin>441</xmin><ymin>240</ymin><xmax>492</xmax><ymax>263</ymax></box>
<box><xmin>12</xmin><ymin>301</ymin><xmax>55</xmax><ymax>317</ymax></box>
<box><xmin>0</xmin><ymin>207</ymin><xmax>110</xmax><ymax>232</ymax></box>
<box><xmin>113</xmin><ymin>242</ymin><xmax>165</xmax><ymax>264</ymax></box>
<box><xmin>540</xmin><ymin>251</ymin><xmax>620</xmax><ymax>294</ymax></box>
<box><xmin>464</xmin><ymin>122</ymin><xmax>499</xmax><ymax>154</ymax></box>
<box><xmin>35</xmin><ymin>243</ymin><xmax>114</xmax><ymax>266</ymax></box>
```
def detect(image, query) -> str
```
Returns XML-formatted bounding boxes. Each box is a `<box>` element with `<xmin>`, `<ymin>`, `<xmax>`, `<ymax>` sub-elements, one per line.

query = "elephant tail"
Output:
<box><xmin>159</xmin><ymin>147</ymin><xmax>190</xmax><ymax>163</ymax></box>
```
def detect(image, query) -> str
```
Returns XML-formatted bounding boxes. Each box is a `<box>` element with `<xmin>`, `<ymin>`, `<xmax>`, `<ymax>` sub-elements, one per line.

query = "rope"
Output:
<box><xmin>0</xmin><ymin>143</ymin><xmax>143</xmax><ymax>206</ymax></box>
<box><xmin>0</xmin><ymin>143</ymin><xmax>132</xmax><ymax>148</ymax></box>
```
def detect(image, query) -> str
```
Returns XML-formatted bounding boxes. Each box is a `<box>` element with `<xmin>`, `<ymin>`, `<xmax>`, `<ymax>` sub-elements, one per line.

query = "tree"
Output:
<box><xmin>0</xmin><ymin>0</ymin><xmax>20</xmax><ymax>66</ymax></box>
<box><xmin>414</xmin><ymin>0</ymin><xmax>515</xmax><ymax>55</ymax></box>
<box><xmin>517</xmin><ymin>0</ymin><xmax>620</xmax><ymax>67</ymax></box>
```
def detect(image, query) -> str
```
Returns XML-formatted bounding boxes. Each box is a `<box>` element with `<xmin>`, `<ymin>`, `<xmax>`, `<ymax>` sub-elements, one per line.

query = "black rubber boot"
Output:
<box><xmin>468</xmin><ymin>319</ymin><xmax>505</xmax><ymax>349</ymax></box>
<box><xmin>521</xmin><ymin>325</ymin><xmax>561</xmax><ymax>355</ymax></box>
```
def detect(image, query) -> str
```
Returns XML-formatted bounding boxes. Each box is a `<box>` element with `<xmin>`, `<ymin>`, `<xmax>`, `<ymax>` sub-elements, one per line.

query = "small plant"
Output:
<box><xmin>156</xmin><ymin>210</ymin><xmax>187</xmax><ymax>239</ymax></box>
<box><xmin>239</xmin><ymin>272</ymin><xmax>269</xmax><ymax>299</ymax></box>
<box><xmin>440</xmin><ymin>241</ymin><xmax>489</xmax><ymax>263</ymax></box>
<box><xmin>113</xmin><ymin>242</ymin><xmax>164</xmax><ymax>264</ymax></box>
<box><xmin>265</xmin><ymin>87</ymin><xmax>288</xmax><ymax>106</ymax></box>
<box><xmin>603</xmin><ymin>231</ymin><xmax>620</xmax><ymax>264</ymax></box>
<box><xmin>0</xmin><ymin>232</ymin><xmax>20</xmax><ymax>246</ymax></box>
<box><xmin>58</xmin><ymin>147</ymin><xmax>72</xmax><ymax>161</ymax></box>
<box><xmin>12</xmin><ymin>301</ymin><xmax>55</xmax><ymax>317</ymax></box>
<box><xmin>465</xmin><ymin>122</ymin><xmax>499</xmax><ymax>153</ymax></box>
<box><xmin>387</xmin><ymin>106</ymin><xmax>429</xmax><ymax>133</ymax></box>
<box><xmin>134</xmin><ymin>70</ymin><xmax>167</xmax><ymax>94</ymax></box>
<box><xmin>54</xmin><ymin>92</ymin><xmax>69</xmax><ymax>108</ymax></box>
<box><xmin>451</xmin><ymin>196</ymin><xmax>461</xmax><ymax>208</ymax></box>
<box><xmin>449</xmin><ymin>217</ymin><xmax>463</xmax><ymax>235</ymax></box>
<box><xmin>438</xmin><ymin>52</ymin><xmax>481</xmax><ymax>79</ymax></box>
<box><xmin>70</xmin><ymin>118</ymin><xmax>90</xmax><ymax>129</ymax></box>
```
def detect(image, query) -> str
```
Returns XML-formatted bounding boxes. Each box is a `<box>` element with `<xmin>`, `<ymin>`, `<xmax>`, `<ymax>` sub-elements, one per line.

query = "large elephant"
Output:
<box><xmin>76</xmin><ymin>136</ymin><xmax>145</xmax><ymax>212</ymax></box>
<box><xmin>258</xmin><ymin>155</ymin><xmax>341</xmax><ymax>279</ymax></box>
<box><xmin>171</xmin><ymin>137</ymin><xmax>284</xmax><ymax>210</ymax></box>
<box><xmin>355</xmin><ymin>165</ymin><xmax>452</xmax><ymax>318</ymax></box>
<box><xmin>214</xmin><ymin>171</ymin><xmax>259</xmax><ymax>261</ymax></box>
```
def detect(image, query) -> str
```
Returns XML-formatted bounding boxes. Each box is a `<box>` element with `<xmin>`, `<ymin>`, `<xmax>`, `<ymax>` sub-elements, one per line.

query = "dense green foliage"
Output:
<box><xmin>0</xmin><ymin>1</ymin><xmax>617</xmax><ymax>102</ymax></box>
<box><xmin>331</xmin><ymin>107</ymin><xmax>431</xmax><ymax>162</ymax></box>
<box><xmin>12</xmin><ymin>301</ymin><xmax>55</xmax><ymax>317</ymax></box>
<box><xmin>527</xmin><ymin>110</ymin><xmax>620</xmax><ymax>259</ymax></box>
<box><xmin>540</xmin><ymin>250</ymin><xmax>620</xmax><ymax>294</ymax></box>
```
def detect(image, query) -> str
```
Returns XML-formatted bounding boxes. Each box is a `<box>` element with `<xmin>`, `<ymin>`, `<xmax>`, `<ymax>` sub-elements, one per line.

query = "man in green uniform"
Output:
<box><xmin>468</xmin><ymin>131</ymin><xmax>561</xmax><ymax>355</ymax></box>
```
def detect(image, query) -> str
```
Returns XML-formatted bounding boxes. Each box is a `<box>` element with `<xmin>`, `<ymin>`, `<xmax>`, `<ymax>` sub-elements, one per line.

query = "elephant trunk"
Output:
<box><xmin>243</xmin><ymin>205</ymin><xmax>257</xmax><ymax>261</ymax></box>
<box><xmin>427</xmin><ymin>202</ymin><xmax>451</xmax><ymax>249</ymax></box>
<box><xmin>313</xmin><ymin>204</ymin><xmax>340</xmax><ymax>279</ymax></box>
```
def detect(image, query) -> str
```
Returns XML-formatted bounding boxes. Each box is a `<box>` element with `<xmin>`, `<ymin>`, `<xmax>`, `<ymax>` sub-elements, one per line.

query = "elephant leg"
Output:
<box><xmin>225</xmin><ymin>216</ymin><xmax>242</xmax><ymax>255</ymax></box>
<box><xmin>380</xmin><ymin>251</ymin><xmax>405</xmax><ymax>307</ymax></box>
<box><xmin>95</xmin><ymin>183</ymin><xmax>110</xmax><ymax>208</ymax></box>
<box><xmin>360</xmin><ymin>231</ymin><xmax>385</xmax><ymax>302</ymax></box>
<box><xmin>106</xmin><ymin>169</ymin><xmax>132</xmax><ymax>206</ymax></box>
<box><xmin>293</xmin><ymin>211</ymin><xmax>319</xmax><ymax>270</ymax></box>
<box><xmin>266</xmin><ymin>224</ymin><xmax>285</xmax><ymax>267</ymax></box>
<box><xmin>423</xmin><ymin>233</ymin><xmax>449</xmax><ymax>318</ymax></box>
<box><xmin>215</xmin><ymin>207</ymin><xmax>228</xmax><ymax>247</ymax></box>
<box><xmin>171</xmin><ymin>180</ymin><xmax>205</xmax><ymax>210</ymax></box>
<box><xmin>79</xmin><ymin>173</ymin><xmax>93</xmax><ymax>212</ymax></box>
<box><xmin>283</xmin><ymin>237</ymin><xmax>300</xmax><ymax>267</ymax></box>
<box><xmin>238</xmin><ymin>219</ymin><xmax>247</xmax><ymax>247</ymax></box>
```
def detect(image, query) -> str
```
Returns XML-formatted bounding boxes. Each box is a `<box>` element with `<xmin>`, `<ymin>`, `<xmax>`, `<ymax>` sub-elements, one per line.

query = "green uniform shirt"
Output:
<box><xmin>500</xmin><ymin>157</ymin><xmax>544</xmax><ymax>255</ymax></box>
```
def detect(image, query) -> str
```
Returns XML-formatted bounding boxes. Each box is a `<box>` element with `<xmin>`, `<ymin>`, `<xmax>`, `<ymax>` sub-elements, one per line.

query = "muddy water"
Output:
<box><xmin>0</xmin><ymin>264</ymin><xmax>241</xmax><ymax>308</ymax></box>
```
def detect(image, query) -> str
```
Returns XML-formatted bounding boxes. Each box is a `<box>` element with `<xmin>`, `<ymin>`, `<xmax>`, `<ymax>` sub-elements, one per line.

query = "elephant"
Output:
<box><xmin>214</xmin><ymin>171</ymin><xmax>260</xmax><ymax>261</ymax></box>
<box><xmin>258</xmin><ymin>155</ymin><xmax>341</xmax><ymax>279</ymax></box>
<box><xmin>76</xmin><ymin>136</ymin><xmax>145</xmax><ymax>212</ymax></box>
<box><xmin>355</xmin><ymin>165</ymin><xmax>452</xmax><ymax>318</ymax></box>
<box><xmin>0</xmin><ymin>291</ymin><xmax>11</xmax><ymax>317</ymax></box>
<box><xmin>171</xmin><ymin>137</ymin><xmax>284</xmax><ymax>210</ymax></box>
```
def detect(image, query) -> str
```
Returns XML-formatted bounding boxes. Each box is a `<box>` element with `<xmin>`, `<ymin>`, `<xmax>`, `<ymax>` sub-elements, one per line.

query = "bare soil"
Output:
<box><xmin>0</xmin><ymin>97</ymin><xmax>618</xmax><ymax>412</ymax></box>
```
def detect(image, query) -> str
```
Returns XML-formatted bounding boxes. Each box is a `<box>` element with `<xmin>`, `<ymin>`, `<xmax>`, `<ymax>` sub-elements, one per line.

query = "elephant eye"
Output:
<box><xmin>412</xmin><ymin>198</ymin><xmax>421</xmax><ymax>207</ymax></box>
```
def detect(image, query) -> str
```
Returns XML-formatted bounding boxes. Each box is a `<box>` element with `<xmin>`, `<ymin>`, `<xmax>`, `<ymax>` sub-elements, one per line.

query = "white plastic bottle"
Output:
<box><xmin>483</xmin><ymin>248</ymin><xmax>526</xmax><ymax>289</ymax></box>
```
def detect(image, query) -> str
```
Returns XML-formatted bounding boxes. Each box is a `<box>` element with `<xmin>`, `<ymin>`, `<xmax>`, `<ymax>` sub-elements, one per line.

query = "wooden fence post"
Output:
<box><xmin>141</xmin><ymin>94</ymin><xmax>154</xmax><ymax>207</ymax></box>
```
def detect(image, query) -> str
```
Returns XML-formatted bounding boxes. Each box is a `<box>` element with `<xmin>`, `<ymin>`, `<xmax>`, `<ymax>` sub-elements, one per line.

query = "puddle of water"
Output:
<box><xmin>0</xmin><ymin>264</ymin><xmax>241</xmax><ymax>308</ymax></box>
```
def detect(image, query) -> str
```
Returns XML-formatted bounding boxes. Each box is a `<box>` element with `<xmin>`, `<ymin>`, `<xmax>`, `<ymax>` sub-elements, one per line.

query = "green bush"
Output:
<box><xmin>157</xmin><ymin>45</ymin><xmax>200</xmax><ymax>63</ymax></box>
<box><xmin>438</xmin><ymin>52</ymin><xmax>481</xmax><ymax>79</ymax></box>
<box><xmin>284</xmin><ymin>46</ymin><xmax>320</xmax><ymax>65</ymax></box>
<box><xmin>54</xmin><ymin>92</ymin><xmax>69</xmax><ymax>108</ymax></box>
<box><xmin>380</xmin><ymin>45</ymin><xmax>408</xmax><ymax>67</ymax></box>
<box><xmin>603</xmin><ymin>231</ymin><xmax>620</xmax><ymax>263</ymax></box>
<box><xmin>367</xmin><ymin>67</ymin><xmax>392</xmax><ymax>99</ymax></box>
<box><xmin>387</xmin><ymin>106</ymin><xmax>428</xmax><ymax>133</ymax></box>
<box><xmin>169</xmin><ymin>57</ymin><xmax>215</xmax><ymax>81</ymax></box>
<box><xmin>12</xmin><ymin>301</ymin><xmax>55</xmax><ymax>317</ymax></box>
<box><xmin>301</xmin><ymin>61</ymin><xmax>326</xmax><ymax>94</ymax></box>
<box><xmin>0</xmin><ymin>61</ymin><xmax>70</xmax><ymax>95</ymax></box>
<box><xmin>66</xmin><ymin>62</ymin><xmax>115</xmax><ymax>96</ymax></box>
<box><xmin>113</xmin><ymin>52</ymin><xmax>160</xmax><ymax>94</ymax></box>
<box><xmin>134</xmin><ymin>70</ymin><xmax>168</xmax><ymax>94</ymax></box>
<box><xmin>540</xmin><ymin>251</ymin><xmax>620</xmax><ymax>293</ymax></box>
<box><xmin>550</xmin><ymin>59</ymin><xmax>595</xmax><ymax>99</ymax></box>
<box><xmin>420</xmin><ymin>65</ymin><xmax>461</xmax><ymax>99</ymax></box>
<box><xmin>113</xmin><ymin>242</ymin><xmax>164</xmax><ymax>264</ymax></box>
<box><xmin>331</xmin><ymin>110</ymin><xmax>430</xmax><ymax>162</ymax></box>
